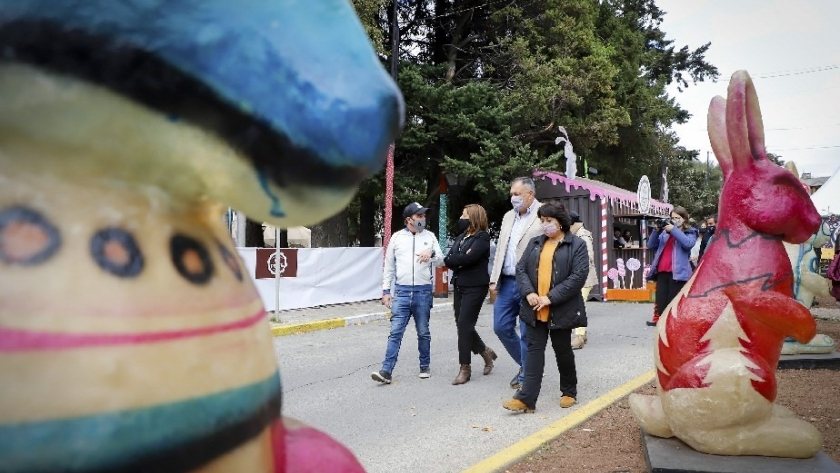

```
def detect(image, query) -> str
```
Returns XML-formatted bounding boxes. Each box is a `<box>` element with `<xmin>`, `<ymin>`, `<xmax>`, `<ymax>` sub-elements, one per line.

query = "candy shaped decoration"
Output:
<box><xmin>626</xmin><ymin>258</ymin><xmax>641</xmax><ymax>290</ymax></box>
<box><xmin>629</xmin><ymin>71</ymin><xmax>823</xmax><ymax>458</ymax></box>
<box><xmin>616</xmin><ymin>258</ymin><xmax>626</xmax><ymax>289</ymax></box>
<box><xmin>0</xmin><ymin>1</ymin><xmax>403</xmax><ymax>472</ymax></box>
<box><xmin>608</xmin><ymin>268</ymin><xmax>619</xmax><ymax>289</ymax></box>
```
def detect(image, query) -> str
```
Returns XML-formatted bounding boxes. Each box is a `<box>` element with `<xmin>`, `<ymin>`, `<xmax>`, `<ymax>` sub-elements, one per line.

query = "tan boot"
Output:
<box><xmin>452</xmin><ymin>364</ymin><xmax>471</xmax><ymax>385</ymax></box>
<box><xmin>480</xmin><ymin>347</ymin><xmax>497</xmax><ymax>375</ymax></box>
<box><xmin>502</xmin><ymin>398</ymin><xmax>535</xmax><ymax>413</ymax></box>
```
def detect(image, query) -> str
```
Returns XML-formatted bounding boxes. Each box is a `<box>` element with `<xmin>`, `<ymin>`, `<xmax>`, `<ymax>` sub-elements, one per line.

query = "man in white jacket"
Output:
<box><xmin>372</xmin><ymin>202</ymin><xmax>444</xmax><ymax>384</ymax></box>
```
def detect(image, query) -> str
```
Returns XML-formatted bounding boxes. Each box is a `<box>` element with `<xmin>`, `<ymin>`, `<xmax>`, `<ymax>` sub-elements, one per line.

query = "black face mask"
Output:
<box><xmin>699</xmin><ymin>228</ymin><xmax>707</xmax><ymax>234</ymax></box>
<box><xmin>457</xmin><ymin>218</ymin><xmax>471</xmax><ymax>234</ymax></box>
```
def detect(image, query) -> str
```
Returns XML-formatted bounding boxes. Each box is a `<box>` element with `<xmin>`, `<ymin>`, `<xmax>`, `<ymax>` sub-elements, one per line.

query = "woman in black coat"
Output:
<box><xmin>503</xmin><ymin>202</ymin><xmax>589</xmax><ymax>412</ymax></box>
<box><xmin>444</xmin><ymin>204</ymin><xmax>497</xmax><ymax>385</ymax></box>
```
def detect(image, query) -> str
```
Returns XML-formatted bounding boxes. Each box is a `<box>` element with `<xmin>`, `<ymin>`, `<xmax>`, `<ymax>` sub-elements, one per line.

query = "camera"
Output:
<box><xmin>655</xmin><ymin>218</ymin><xmax>673</xmax><ymax>230</ymax></box>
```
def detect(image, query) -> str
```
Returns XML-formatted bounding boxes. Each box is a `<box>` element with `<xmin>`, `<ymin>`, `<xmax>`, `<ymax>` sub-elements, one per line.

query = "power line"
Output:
<box><xmin>769</xmin><ymin>144</ymin><xmax>840</xmax><ymax>152</ymax></box>
<box><xmin>756</xmin><ymin>64</ymin><xmax>840</xmax><ymax>79</ymax></box>
<box><xmin>721</xmin><ymin>64</ymin><xmax>840</xmax><ymax>81</ymax></box>
<box><xmin>411</xmin><ymin>0</ymin><xmax>517</xmax><ymax>22</ymax></box>
<box><xmin>688</xmin><ymin>123</ymin><xmax>840</xmax><ymax>132</ymax></box>
<box><xmin>766</xmin><ymin>123</ymin><xmax>840</xmax><ymax>131</ymax></box>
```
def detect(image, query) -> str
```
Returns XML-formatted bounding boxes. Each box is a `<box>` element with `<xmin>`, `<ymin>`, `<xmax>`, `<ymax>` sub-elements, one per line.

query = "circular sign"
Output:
<box><xmin>268</xmin><ymin>251</ymin><xmax>288</xmax><ymax>276</ymax></box>
<box><xmin>637</xmin><ymin>175</ymin><xmax>651</xmax><ymax>215</ymax></box>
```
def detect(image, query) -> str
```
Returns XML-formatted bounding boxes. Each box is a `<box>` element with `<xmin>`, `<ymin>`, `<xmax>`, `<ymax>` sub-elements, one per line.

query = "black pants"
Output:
<box><xmin>453</xmin><ymin>284</ymin><xmax>489</xmax><ymax>365</ymax></box>
<box><xmin>515</xmin><ymin>322</ymin><xmax>576</xmax><ymax>409</ymax></box>
<box><xmin>654</xmin><ymin>272</ymin><xmax>686</xmax><ymax>318</ymax></box>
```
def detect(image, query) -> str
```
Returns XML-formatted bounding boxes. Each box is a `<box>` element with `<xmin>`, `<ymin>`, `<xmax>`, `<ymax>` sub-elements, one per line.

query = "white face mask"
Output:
<box><xmin>672</xmin><ymin>217</ymin><xmax>683</xmax><ymax>227</ymax></box>
<box><xmin>541</xmin><ymin>222</ymin><xmax>559</xmax><ymax>237</ymax></box>
<box><xmin>510</xmin><ymin>195</ymin><xmax>524</xmax><ymax>210</ymax></box>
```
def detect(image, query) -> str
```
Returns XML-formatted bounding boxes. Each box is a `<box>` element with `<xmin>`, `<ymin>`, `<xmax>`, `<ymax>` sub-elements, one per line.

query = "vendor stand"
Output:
<box><xmin>534</xmin><ymin>171</ymin><xmax>671</xmax><ymax>301</ymax></box>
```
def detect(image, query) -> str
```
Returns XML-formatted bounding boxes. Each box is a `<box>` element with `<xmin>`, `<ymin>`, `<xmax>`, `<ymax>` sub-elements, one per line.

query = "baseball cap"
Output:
<box><xmin>403</xmin><ymin>202</ymin><xmax>429</xmax><ymax>219</ymax></box>
<box><xmin>569</xmin><ymin>211</ymin><xmax>581</xmax><ymax>223</ymax></box>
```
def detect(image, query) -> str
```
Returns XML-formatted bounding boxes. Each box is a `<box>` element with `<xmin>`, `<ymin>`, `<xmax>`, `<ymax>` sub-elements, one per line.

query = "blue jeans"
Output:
<box><xmin>381</xmin><ymin>287</ymin><xmax>432</xmax><ymax>374</ymax></box>
<box><xmin>493</xmin><ymin>276</ymin><xmax>526</xmax><ymax>382</ymax></box>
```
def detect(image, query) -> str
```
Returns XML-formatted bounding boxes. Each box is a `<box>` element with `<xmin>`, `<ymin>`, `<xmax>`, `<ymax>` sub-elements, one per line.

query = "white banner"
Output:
<box><xmin>237</xmin><ymin>247</ymin><xmax>383</xmax><ymax>312</ymax></box>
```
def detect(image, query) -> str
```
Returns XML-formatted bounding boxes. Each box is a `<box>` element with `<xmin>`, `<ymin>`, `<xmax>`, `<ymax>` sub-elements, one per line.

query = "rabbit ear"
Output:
<box><xmin>707</xmin><ymin>95</ymin><xmax>734</xmax><ymax>178</ymax></box>
<box><xmin>725</xmin><ymin>70</ymin><xmax>767</xmax><ymax>171</ymax></box>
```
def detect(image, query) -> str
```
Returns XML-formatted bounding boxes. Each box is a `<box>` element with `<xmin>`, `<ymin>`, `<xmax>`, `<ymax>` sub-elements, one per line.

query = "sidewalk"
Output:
<box><xmin>268</xmin><ymin>297</ymin><xmax>454</xmax><ymax>336</ymax></box>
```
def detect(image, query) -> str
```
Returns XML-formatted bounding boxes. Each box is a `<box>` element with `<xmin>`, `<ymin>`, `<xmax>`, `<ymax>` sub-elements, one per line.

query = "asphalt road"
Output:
<box><xmin>273</xmin><ymin>301</ymin><xmax>657</xmax><ymax>473</ymax></box>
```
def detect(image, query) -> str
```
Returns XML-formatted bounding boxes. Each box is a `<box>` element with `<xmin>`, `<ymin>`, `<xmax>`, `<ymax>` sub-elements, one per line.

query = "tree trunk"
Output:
<box><xmin>311</xmin><ymin>209</ymin><xmax>350</xmax><ymax>248</ymax></box>
<box><xmin>359</xmin><ymin>194</ymin><xmax>376</xmax><ymax>247</ymax></box>
<box><xmin>245</xmin><ymin>218</ymin><xmax>265</xmax><ymax>247</ymax></box>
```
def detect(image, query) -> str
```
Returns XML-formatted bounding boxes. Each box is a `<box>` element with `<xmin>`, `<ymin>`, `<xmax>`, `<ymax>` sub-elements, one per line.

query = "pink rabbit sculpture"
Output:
<box><xmin>629</xmin><ymin>71</ymin><xmax>824</xmax><ymax>458</ymax></box>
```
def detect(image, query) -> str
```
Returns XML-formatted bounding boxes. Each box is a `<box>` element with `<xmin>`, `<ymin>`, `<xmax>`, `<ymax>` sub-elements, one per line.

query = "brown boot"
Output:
<box><xmin>452</xmin><ymin>364</ymin><xmax>471</xmax><ymax>385</ymax></box>
<box><xmin>480</xmin><ymin>347</ymin><xmax>497</xmax><ymax>375</ymax></box>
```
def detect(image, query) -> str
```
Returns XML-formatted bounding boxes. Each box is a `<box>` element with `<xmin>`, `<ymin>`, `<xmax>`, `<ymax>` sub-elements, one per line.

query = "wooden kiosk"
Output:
<box><xmin>534</xmin><ymin>171</ymin><xmax>672</xmax><ymax>301</ymax></box>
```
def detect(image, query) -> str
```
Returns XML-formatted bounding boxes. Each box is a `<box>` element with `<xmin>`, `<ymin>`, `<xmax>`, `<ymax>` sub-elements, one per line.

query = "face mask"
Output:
<box><xmin>699</xmin><ymin>228</ymin><xmax>707</xmax><ymax>234</ymax></box>
<box><xmin>510</xmin><ymin>195</ymin><xmax>524</xmax><ymax>210</ymax></box>
<box><xmin>541</xmin><ymin>222</ymin><xmax>559</xmax><ymax>237</ymax></box>
<box><xmin>413</xmin><ymin>218</ymin><xmax>426</xmax><ymax>232</ymax></box>
<box><xmin>672</xmin><ymin>217</ymin><xmax>683</xmax><ymax>227</ymax></box>
<box><xmin>708</xmin><ymin>225</ymin><xmax>715</xmax><ymax>232</ymax></box>
<box><xmin>457</xmin><ymin>218</ymin><xmax>470</xmax><ymax>234</ymax></box>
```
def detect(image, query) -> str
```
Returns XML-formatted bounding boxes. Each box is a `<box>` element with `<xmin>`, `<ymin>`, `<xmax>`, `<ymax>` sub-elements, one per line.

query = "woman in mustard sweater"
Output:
<box><xmin>503</xmin><ymin>203</ymin><xmax>589</xmax><ymax>413</ymax></box>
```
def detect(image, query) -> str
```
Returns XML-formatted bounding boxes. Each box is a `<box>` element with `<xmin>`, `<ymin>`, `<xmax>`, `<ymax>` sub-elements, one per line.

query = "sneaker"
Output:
<box><xmin>371</xmin><ymin>370</ymin><xmax>392</xmax><ymax>384</ymax></box>
<box><xmin>503</xmin><ymin>398</ymin><xmax>535</xmax><ymax>413</ymax></box>
<box><xmin>560</xmin><ymin>395</ymin><xmax>576</xmax><ymax>408</ymax></box>
<box><xmin>418</xmin><ymin>367</ymin><xmax>431</xmax><ymax>379</ymax></box>
<box><xmin>646</xmin><ymin>319</ymin><xmax>658</xmax><ymax>327</ymax></box>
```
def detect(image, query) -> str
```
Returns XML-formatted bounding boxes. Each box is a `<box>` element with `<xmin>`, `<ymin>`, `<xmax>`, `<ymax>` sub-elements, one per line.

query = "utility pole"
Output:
<box><xmin>383</xmin><ymin>1</ymin><xmax>399</xmax><ymax>251</ymax></box>
<box><xmin>659</xmin><ymin>154</ymin><xmax>668</xmax><ymax>203</ymax></box>
<box><xmin>390</xmin><ymin>0</ymin><xmax>399</xmax><ymax>79</ymax></box>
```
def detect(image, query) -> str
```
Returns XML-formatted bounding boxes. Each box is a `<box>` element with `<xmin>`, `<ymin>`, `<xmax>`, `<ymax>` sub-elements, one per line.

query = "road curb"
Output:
<box><xmin>345</xmin><ymin>312</ymin><xmax>389</xmax><ymax>326</ymax></box>
<box><xmin>270</xmin><ymin>302</ymin><xmax>454</xmax><ymax>337</ymax></box>
<box><xmin>270</xmin><ymin>318</ymin><xmax>346</xmax><ymax>337</ymax></box>
<box><xmin>461</xmin><ymin>369</ymin><xmax>656</xmax><ymax>473</ymax></box>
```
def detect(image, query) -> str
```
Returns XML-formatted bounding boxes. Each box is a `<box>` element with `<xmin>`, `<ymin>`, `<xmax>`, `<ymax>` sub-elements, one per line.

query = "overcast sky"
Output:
<box><xmin>658</xmin><ymin>0</ymin><xmax>840</xmax><ymax>178</ymax></box>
